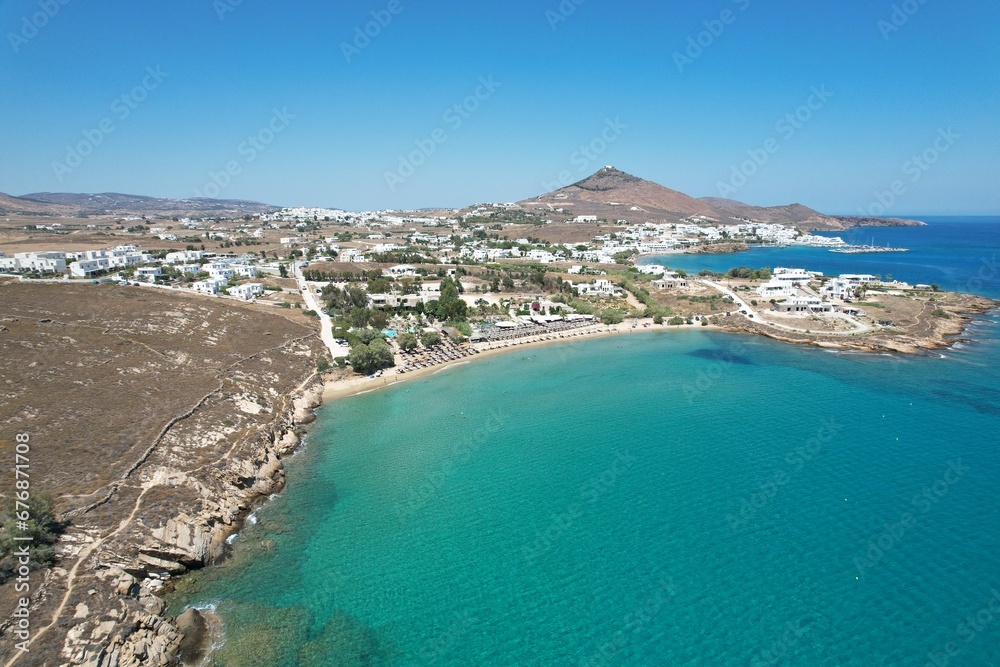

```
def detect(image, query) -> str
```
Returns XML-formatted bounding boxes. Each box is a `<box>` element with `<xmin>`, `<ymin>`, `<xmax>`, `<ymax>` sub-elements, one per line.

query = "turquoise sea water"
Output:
<box><xmin>641</xmin><ymin>217</ymin><xmax>1000</xmax><ymax>299</ymax></box>
<box><xmin>170</xmin><ymin>220</ymin><xmax>1000</xmax><ymax>666</ymax></box>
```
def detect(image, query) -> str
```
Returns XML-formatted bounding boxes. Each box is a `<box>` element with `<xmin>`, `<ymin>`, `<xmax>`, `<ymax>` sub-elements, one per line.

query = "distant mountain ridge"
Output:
<box><xmin>519</xmin><ymin>167</ymin><xmax>926</xmax><ymax>231</ymax></box>
<box><xmin>2</xmin><ymin>169</ymin><xmax>929</xmax><ymax>230</ymax></box>
<box><xmin>0</xmin><ymin>192</ymin><xmax>281</xmax><ymax>217</ymax></box>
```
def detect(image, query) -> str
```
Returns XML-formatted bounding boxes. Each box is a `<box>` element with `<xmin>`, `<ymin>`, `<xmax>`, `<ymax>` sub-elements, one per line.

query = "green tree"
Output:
<box><xmin>278</xmin><ymin>264</ymin><xmax>289</xmax><ymax>279</ymax></box>
<box><xmin>398</xmin><ymin>332</ymin><xmax>419</xmax><ymax>352</ymax></box>
<box><xmin>0</xmin><ymin>492</ymin><xmax>61</xmax><ymax>583</ymax></box>
<box><xmin>420</xmin><ymin>331</ymin><xmax>442</xmax><ymax>347</ymax></box>
<box><xmin>349</xmin><ymin>307</ymin><xmax>371</xmax><ymax>329</ymax></box>
<box><xmin>355</xmin><ymin>328</ymin><xmax>384</xmax><ymax>345</ymax></box>
<box><xmin>600</xmin><ymin>309</ymin><xmax>624</xmax><ymax>324</ymax></box>
<box><xmin>347</xmin><ymin>339</ymin><xmax>394</xmax><ymax>375</ymax></box>
<box><xmin>370</xmin><ymin>310</ymin><xmax>389</xmax><ymax>330</ymax></box>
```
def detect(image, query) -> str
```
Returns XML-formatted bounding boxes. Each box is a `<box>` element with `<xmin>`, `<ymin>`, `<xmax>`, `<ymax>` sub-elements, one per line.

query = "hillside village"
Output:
<box><xmin>0</xmin><ymin>189</ymin><xmax>978</xmax><ymax>371</ymax></box>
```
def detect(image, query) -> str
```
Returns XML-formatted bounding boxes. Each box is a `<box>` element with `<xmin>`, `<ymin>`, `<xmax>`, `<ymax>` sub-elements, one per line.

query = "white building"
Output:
<box><xmin>771</xmin><ymin>267</ymin><xmax>813</xmax><ymax>286</ymax></box>
<box><xmin>774</xmin><ymin>296</ymin><xmax>831</xmax><ymax>313</ymax></box>
<box><xmin>192</xmin><ymin>278</ymin><xmax>228</xmax><ymax>295</ymax></box>
<box><xmin>228</xmin><ymin>283</ymin><xmax>264</xmax><ymax>300</ymax></box>
<box><xmin>821</xmin><ymin>279</ymin><xmax>854</xmax><ymax>301</ymax></box>
<box><xmin>135</xmin><ymin>267</ymin><xmax>162</xmax><ymax>282</ymax></box>
<box><xmin>575</xmin><ymin>279</ymin><xmax>623</xmax><ymax>297</ymax></box>
<box><xmin>165</xmin><ymin>250</ymin><xmax>204</xmax><ymax>264</ymax></box>
<box><xmin>209</xmin><ymin>268</ymin><xmax>235</xmax><ymax>282</ymax></box>
<box><xmin>5</xmin><ymin>252</ymin><xmax>67</xmax><ymax>274</ymax></box>
<box><xmin>384</xmin><ymin>264</ymin><xmax>417</xmax><ymax>277</ymax></box>
<box><xmin>757</xmin><ymin>281</ymin><xmax>796</xmax><ymax>298</ymax></box>
<box><xmin>841</xmin><ymin>274</ymin><xmax>876</xmax><ymax>285</ymax></box>
<box><xmin>651</xmin><ymin>277</ymin><xmax>688</xmax><ymax>289</ymax></box>
<box><xmin>232</xmin><ymin>265</ymin><xmax>259</xmax><ymax>278</ymax></box>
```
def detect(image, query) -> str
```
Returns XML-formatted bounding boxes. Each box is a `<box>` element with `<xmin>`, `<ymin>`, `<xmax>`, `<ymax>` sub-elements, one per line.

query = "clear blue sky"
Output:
<box><xmin>1</xmin><ymin>0</ymin><xmax>998</xmax><ymax>214</ymax></box>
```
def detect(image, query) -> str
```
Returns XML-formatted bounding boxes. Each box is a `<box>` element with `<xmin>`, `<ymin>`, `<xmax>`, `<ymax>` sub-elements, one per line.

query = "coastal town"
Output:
<box><xmin>0</xmin><ymin>178</ymin><xmax>994</xmax><ymax>667</ymax></box>
<box><xmin>0</xmin><ymin>197</ymin><xmax>983</xmax><ymax>379</ymax></box>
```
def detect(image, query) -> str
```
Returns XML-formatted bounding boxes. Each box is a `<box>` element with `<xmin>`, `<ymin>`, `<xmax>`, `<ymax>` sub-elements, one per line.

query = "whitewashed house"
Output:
<box><xmin>179</xmin><ymin>264</ymin><xmax>203</xmax><ymax>276</ymax></box>
<box><xmin>232</xmin><ymin>265</ymin><xmax>259</xmax><ymax>278</ymax></box>
<box><xmin>135</xmin><ymin>267</ymin><xmax>162</xmax><ymax>282</ymax></box>
<box><xmin>756</xmin><ymin>280</ymin><xmax>796</xmax><ymax>298</ymax></box>
<box><xmin>228</xmin><ymin>283</ymin><xmax>264</xmax><ymax>300</ymax></box>
<box><xmin>192</xmin><ymin>278</ymin><xmax>228</xmax><ymax>295</ymax></box>
<box><xmin>575</xmin><ymin>279</ymin><xmax>623</xmax><ymax>297</ymax></box>
<box><xmin>165</xmin><ymin>250</ymin><xmax>204</xmax><ymax>264</ymax></box>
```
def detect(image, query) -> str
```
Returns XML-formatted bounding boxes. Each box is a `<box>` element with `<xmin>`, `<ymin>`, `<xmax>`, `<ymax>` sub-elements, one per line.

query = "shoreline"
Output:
<box><xmin>168</xmin><ymin>305</ymin><xmax>1000</xmax><ymax>666</ymax></box>
<box><xmin>321</xmin><ymin>299</ymin><xmax>1000</xmax><ymax>405</ymax></box>
<box><xmin>320</xmin><ymin>320</ymin><xmax>704</xmax><ymax>402</ymax></box>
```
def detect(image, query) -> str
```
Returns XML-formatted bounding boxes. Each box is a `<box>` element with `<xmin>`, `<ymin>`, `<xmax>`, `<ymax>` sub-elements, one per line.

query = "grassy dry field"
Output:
<box><xmin>0</xmin><ymin>280</ymin><xmax>324</xmax><ymax>665</ymax></box>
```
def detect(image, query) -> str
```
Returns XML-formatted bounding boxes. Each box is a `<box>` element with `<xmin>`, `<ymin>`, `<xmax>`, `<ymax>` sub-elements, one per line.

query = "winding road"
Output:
<box><xmin>699</xmin><ymin>279</ymin><xmax>870</xmax><ymax>335</ymax></box>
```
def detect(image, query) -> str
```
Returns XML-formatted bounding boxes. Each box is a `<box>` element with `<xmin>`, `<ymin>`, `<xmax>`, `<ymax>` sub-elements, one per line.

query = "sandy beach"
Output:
<box><xmin>320</xmin><ymin>319</ymin><xmax>708</xmax><ymax>402</ymax></box>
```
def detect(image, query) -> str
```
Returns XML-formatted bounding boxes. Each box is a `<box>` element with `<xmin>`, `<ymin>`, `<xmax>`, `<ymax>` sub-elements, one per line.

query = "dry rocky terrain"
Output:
<box><xmin>0</xmin><ymin>281</ymin><xmax>326</xmax><ymax>666</ymax></box>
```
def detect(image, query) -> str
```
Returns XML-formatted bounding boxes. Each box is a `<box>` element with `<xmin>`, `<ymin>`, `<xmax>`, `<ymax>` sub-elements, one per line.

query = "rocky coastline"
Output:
<box><xmin>54</xmin><ymin>381</ymin><xmax>325</xmax><ymax>667</ymax></box>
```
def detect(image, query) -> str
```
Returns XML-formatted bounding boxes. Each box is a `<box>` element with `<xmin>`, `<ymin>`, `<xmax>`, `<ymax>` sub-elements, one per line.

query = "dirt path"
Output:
<box><xmin>3</xmin><ymin>334</ymin><xmax>319</xmax><ymax>666</ymax></box>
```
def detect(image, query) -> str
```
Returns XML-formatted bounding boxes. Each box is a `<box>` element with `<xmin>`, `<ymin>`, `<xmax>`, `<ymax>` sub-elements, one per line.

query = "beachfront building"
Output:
<box><xmin>636</xmin><ymin>264</ymin><xmax>668</xmax><ymax>275</ymax></box>
<box><xmin>773</xmin><ymin>296</ymin><xmax>832</xmax><ymax>313</ymax></box>
<box><xmin>756</xmin><ymin>280</ymin><xmax>796</xmax><ymax>298</ymax></box>
<box><xmin>228</xmin><ymin>283</ymin><xmax>264</xmax><ymax>300</ymax></box>
<box><xmin>771</xmin><ymin>267</ymin><xmax>814</xmax><ymax>286</ymax></box>
<box><xmin>821</xmin><ymin>278</ymin><xmax>855</xmax><ymax>301</ymax></box>
<box><xmin>574</xmin><ymin>279</ymin><xmax>623</xmax><ymax>297</ymax></box>
<box><xmin>841</xmin><ymin>273</ymin><xmax>876</xmax><ymax>286</ymax></box>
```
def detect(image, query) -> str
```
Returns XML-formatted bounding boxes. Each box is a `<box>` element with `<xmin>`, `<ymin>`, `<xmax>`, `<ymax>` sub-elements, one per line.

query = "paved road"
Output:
<box><xmin>293</xmin><ymin>263</ymin><xmax>344</xmax><ymax>360</ymax></box>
